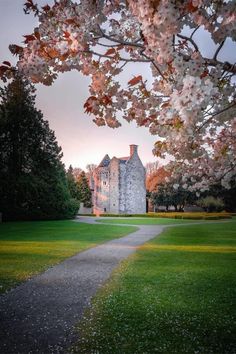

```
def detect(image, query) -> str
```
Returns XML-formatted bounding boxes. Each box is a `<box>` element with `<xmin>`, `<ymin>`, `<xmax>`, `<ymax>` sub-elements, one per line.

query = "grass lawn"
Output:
<box><xmin>96</xmin><ymin>217</ymin><xmax>211</xmax><ymax>225</ymax></box>
<box><xmin>74</xmin><ymin>220</ymin><xmax>236</xmax><ymax>353</ymax></box>
<box><xmin>0</xmin><ymin>220</ymin><xmax>137</xmax><ymax>294</ymax></box>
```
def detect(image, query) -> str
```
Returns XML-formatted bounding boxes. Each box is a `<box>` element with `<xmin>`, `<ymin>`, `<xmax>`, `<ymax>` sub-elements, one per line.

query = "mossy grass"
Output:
<box><xmin>0</xmin><ymin>220</ymin><xmax>137</xmax><ymax>293</ymax></box>
<box><xmin>73</xmin><ymin>220</ymin><xmax>236</xmax><ymax>353</ymax></box>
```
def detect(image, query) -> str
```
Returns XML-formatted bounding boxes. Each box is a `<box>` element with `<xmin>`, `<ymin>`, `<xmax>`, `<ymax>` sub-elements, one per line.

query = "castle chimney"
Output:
<box><xmin>130</xmin><ymin>144</ymin><xmax>138</xmax><ymax>156</ymax></box>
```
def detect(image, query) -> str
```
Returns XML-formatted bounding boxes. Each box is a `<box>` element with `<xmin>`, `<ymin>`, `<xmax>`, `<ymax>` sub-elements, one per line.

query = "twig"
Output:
<box><xmin>97</xmin><ymin>42</ymin><xmax>120</xmax><ymax>48</ymax></box>
<box><xmin>141</xmin><ymin>52</ymin><xmax>167</xmax><ymax>81</ymax></box>
<box><xmin>190</xmin><ymin>25</ymin><xmax>200</xmax><ymax>39</ymax></box>
<box><xmin>213</xmin><ymin>39</ymin><xmax>226</xmax><ymax>60</ymax></box>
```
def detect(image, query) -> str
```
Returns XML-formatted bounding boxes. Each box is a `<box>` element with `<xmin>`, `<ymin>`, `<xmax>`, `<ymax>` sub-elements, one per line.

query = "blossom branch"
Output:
<box><xmin>181</xmin><ymin>54</ymin><xmax>236</xmax><ymax>75</ymax></box>
<box><xmin>97</xmin><ymin>27</ymin><xmax>144</xmax><ymax>49</ymax></box>
<box><xmin>84</xmin><ymin>50</ymin><xmax>150</xmax><ymax>63</ymax></box>
<box><xmin>217</xmin><ymin>159</ymin><xmax>236</xmax><ymax>182</ymax></box>
<box><xmin>197</xmin><ymin>102</ymin><xmax>236</xmax><ymax>132</ymax></box>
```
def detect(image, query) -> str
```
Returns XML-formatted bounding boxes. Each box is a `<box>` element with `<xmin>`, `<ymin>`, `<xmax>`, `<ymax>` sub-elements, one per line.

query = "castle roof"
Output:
<box><xmin>98</xmin><ymin>154</ymin><xmax>111</xmax><ymax>167</ymax></box>
<box><xmin>118</xmin><ymin>157</ymin><xmax>129</xmax><ymax>164</ymax></box>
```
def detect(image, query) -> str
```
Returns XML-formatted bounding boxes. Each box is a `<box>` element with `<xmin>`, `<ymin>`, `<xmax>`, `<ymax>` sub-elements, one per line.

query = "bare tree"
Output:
<box><xmin>145</xmin><ymin>162</ymin><xmax>159</xmax><ymax>177</ymax></box>
<box><xmin>72</xmin><ymin>167</ymin><xmax>83</xmax><ymax>181</ymax></box>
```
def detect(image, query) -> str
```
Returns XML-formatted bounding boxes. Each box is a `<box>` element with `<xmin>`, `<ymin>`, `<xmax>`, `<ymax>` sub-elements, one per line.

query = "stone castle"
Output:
<box><xmin>92</xmin><ymin>145</ymin><xmax>146</xmax><ymax>214</ymax></box>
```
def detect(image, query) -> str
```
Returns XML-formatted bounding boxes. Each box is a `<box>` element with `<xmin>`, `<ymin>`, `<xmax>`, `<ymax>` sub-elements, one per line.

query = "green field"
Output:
<box><xmin>0</xmin><ymin>220</ymin><xmax>137</xmax><ymax>293</ymax></box>
<box><xmin>97</xmin><ymin>217</ymin><xmax>212</xmax><ymax>225</ymax></box>
<box><xmin>74</xmin><ymin>220</ymin><xmax>236</xmax><ymax>353</ymax></box>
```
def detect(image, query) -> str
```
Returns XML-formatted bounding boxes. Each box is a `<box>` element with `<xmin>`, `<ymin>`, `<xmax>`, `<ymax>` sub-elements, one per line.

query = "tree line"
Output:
<box><xmin>0</xmin><ymin>76</ymin><xmax>92</xmax><ymax>221</ymax></box>
<box><xmin>146</xmin><ymin>163</ymin><xmax>236</xmax><ymax>213</ymax></box>
<box><xmin>1</xmin><ymin>75</ymin><xmax>234</xmax><ymax>221</ymax></box>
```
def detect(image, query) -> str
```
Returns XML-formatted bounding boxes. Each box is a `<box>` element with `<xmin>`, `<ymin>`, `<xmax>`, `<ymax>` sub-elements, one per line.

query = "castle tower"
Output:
<box><xmin>93</xmin><ymin>145</ymin><xmax>146</xmax><ymax>214</ymax></box>
<box><xmin>124</xmin><ymin>145</ymin><xmax>146</xmax><ymax>214</ymax></box>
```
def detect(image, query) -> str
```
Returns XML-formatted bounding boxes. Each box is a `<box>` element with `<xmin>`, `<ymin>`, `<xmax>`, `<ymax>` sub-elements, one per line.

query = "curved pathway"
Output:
<box><xmin>1</xmin><ymin>217</ymin><xmax>229</xmax><ymax>353</ymax></box>
<box><xmin>0</xmin><ymin>217</ymin><xmax>165</xmax><ymax>354</ymax></box>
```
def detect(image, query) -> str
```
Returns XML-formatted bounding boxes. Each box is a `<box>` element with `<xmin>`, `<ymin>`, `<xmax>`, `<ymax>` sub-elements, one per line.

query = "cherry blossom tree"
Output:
<box><xmin>1</xmin><ymin>0</ymin><xmax>235</xmax><ymax>191</ymax></box>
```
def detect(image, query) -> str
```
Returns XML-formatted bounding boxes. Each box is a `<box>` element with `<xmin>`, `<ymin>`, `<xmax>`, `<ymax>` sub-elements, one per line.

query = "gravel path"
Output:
<box><xmin>0</xmin><ymin>217</ymin><xmax>165</xmax><ymax>354</ymax></box>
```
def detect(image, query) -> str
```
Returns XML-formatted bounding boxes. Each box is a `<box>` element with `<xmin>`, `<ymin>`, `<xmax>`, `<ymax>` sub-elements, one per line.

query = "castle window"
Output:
<box><xmin>104</xmin><ymin>208</ymin><xmax>106</xmax><ymax>212</ymax></box>
<box><xmin>103</xmin><ymin>181</ymin><xmax>106</xmax><ymax>186</ymax></box>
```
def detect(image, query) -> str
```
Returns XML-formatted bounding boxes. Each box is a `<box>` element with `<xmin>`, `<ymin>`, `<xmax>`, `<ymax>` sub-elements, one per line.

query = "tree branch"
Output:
<box><xmin>97</xmin><ymin>42</ymin><xmax>120</xmax><ymax>48</ymax></box>
<box><xmin>190</xmin><ymin>25</ymin><xmax>200</xmax><ymax>39</ymax></box>
<box><xmin>95</xmin><ymin>27</ymin><xmax>236</xmax><ymax>75</ymax></box>
<box><xmin>181</xmin><ymin>53</ymin><xmax>236</xmax><ymax>75</ymax></box>
<box><xmin>213</xmin><ymin>40</ymin><xmax>226</xmax><ymax>60</ymax></box>
<box><xmin>206</xmin><ymin>58</ymin><xmax>236</xmax><ymax>74</ymax></box>
<box><xmin>177</xmin><ymin>33</ymin><xmax>199</xmax><ymax>52</ymax></box>
<box><xmin>140</xmin><ymin>52</ymin><xmax>167</xmax><ymax>81</ymax></box>
<box><xmin>217</xmin><ymin>159</ymin><xmax>236</xmax><ymax>181</ymax></box>
<box><xmin>98</xmin><ymin>27</ymin><xmax>144</xmax><ymax>49</ymax></box>
<box><xmin>83</xmin><ymin>50</ymin><xmax>150</xmax><ymax>63</ymax></box>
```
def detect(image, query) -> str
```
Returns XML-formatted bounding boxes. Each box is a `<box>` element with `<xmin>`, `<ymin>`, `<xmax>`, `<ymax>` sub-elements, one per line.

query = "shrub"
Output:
<box><xmin>77</xmin><ymin>213</ymin><xmax>96</xmax><ymax>217</ymax></box>
<box><xmin>197</xmin><ymin>196</ymin><xmax>225</xmax><ymax>212</ymax></box>
<box><xmin>100</xmin><ymin>212</ymin><xmax>232</xmax><ymax>220</ymax></box>
<box><xmin>102</xmin><ymin>214</ymin><xmax>133</xmax><ymax>217</ymax></box>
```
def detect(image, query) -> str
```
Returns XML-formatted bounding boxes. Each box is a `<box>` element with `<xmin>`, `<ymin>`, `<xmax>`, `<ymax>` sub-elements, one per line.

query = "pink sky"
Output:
<box><xmin>0</xmin><ymin>0</ymin><xmax>158</xmax><ymax>170</ymax></box>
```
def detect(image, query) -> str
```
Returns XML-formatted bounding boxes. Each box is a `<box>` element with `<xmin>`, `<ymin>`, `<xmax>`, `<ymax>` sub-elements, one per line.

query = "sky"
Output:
<box><xmin>0</xmin><ymin>0</ymin><xmax>158</xmax><ymax>170</ymax></box>
<box><xmin>0</xmin><ymin>1</ymin><xmax>235</xmax><ymax>170</ymax></box>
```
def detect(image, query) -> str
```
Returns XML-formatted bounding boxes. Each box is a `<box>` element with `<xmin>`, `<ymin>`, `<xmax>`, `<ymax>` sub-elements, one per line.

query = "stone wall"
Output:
<box><xmin>124</xmin><ymin>153</ymin><xmax>146</xmax><ymax>214</ymax></box>
<box><xmin>78</xmin><ymin>203</ymin><xmax>93</xmax><ymax>214</ymax></box>
<box><xmin>93</xmin><ymin>166</ymin><xmax>110</xmax><ymax>214</ymax></box>
<box><xmin>109</xmin><ymin>158</ymin><xmax>119</xmax><ymax>213</ymax></box>
<box><xmin>119</xmin><ymin>162</ymin><xmax>127</xmax><ymax>213</ymax></box>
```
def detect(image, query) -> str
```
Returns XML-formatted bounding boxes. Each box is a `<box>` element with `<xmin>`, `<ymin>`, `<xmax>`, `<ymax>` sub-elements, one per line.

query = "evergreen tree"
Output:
<box><xmin>0</xmin><ymin>76</ymin><xmax>79</xmax><ymax>221</ymax></box>
<box><xmin>77</xmin><ymin>171</ymin><xmax>92</xmax><ymax>208</ymax></box>
<box><xmin>66</xmin><ymin>165</ymin><xmax>80</xmax><ymax>200</ymax></box>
